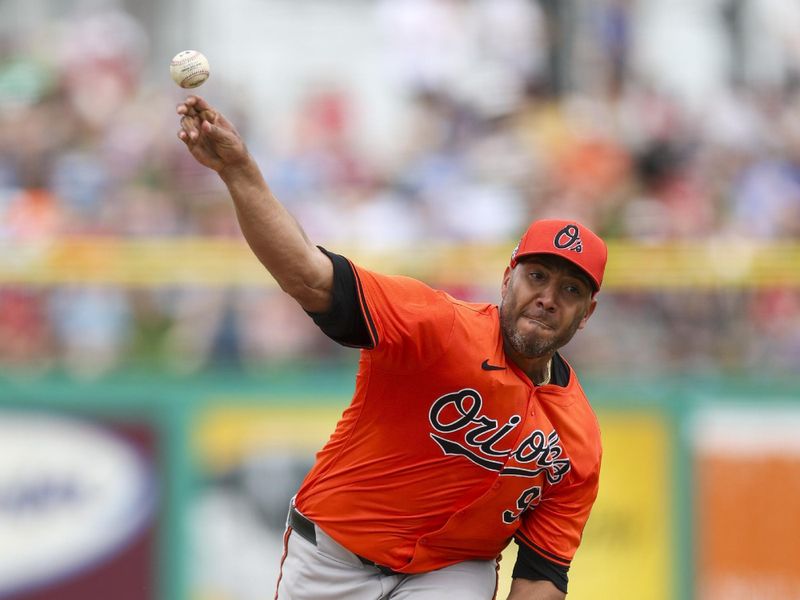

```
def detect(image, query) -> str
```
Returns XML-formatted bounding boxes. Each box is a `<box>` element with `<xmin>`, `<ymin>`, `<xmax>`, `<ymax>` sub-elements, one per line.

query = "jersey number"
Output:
<box><xmin>503</xmin><ymin>485</ymin><xmax>542</xmax><ymax>524</ymax></box>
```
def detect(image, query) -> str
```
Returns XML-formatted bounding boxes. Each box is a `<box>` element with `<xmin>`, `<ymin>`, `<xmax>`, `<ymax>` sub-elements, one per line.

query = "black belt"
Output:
<box><xmin>288</xmin><ymin>505</ymin><xmax>401</xmax><ymax>577</ymax></box>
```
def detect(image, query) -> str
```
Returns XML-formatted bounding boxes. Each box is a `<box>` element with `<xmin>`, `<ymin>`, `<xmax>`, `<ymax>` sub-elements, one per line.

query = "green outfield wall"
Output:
<box><xmin>1</xmin><ymin>369</ymin><xmax>798</xmax><ymax>600</ymax></box>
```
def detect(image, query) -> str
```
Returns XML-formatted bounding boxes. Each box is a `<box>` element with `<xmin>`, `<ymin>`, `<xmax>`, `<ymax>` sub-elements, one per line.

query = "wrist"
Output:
<box><xmin>218</xmin><ymin>156</ymin><xmax>261</xmax><ymax>184</ymax></box>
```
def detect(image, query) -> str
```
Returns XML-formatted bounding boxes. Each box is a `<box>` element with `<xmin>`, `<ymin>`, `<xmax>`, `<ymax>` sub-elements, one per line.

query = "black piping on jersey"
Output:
<box><xmin>351</xmin><ymin>258</ymin><xmax>379</xmax><ymax>349</ymax></box>
<box><xmin>306</xmin><ymin>247</ymin><xmax>375</xmax><ymax>349</ymax></box>
<box><xmin>512</xmin><ymin>537</ymin><xmax>569</xmax><ymax>593</ymax></box>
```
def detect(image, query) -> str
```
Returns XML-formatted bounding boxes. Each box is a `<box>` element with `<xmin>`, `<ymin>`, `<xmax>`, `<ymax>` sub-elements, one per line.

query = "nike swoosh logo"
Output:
<box><xmin>481</xmin><ymin>359</ymin><xmax>506</xmax><ymax>371</ymax></box>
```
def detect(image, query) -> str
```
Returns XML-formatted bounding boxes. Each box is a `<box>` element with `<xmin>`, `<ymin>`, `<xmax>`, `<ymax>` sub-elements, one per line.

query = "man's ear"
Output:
<box><xmin>577</xmin><ymin>298</ymin><xmax>597</xmax><ymax>330</ymax></box>
<box><xmin>501</xmin><ymin>266</ymin><xmax>512</xmax><ymax>299</ymax></box>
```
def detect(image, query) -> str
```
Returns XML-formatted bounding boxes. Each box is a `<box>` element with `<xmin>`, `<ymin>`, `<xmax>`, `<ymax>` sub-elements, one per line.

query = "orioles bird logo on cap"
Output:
<box><xmin>553</xmin><ymin>224</ymin><xmax>583</xmax><ymax>253</ymax></box>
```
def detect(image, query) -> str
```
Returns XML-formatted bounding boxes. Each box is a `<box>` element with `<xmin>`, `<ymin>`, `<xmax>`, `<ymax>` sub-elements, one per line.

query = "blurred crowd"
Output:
<box><xmin>0</xmin><ymin>0</ymin><xmax>799</xmax><ymax>379</ymax></box>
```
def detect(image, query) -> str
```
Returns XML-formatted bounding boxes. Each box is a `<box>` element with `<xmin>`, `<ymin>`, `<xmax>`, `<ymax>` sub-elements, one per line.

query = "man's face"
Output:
<box><xmin>499</xmin><ymin>255</ymin><xmax>597</xmax><ymax>359</ymax></box>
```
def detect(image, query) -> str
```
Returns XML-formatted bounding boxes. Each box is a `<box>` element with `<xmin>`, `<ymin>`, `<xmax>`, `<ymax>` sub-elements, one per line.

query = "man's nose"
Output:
<box><xmin>535</xmin><ymin>282</ymin><xmax>558</xmax><ymax>311</ymax></box>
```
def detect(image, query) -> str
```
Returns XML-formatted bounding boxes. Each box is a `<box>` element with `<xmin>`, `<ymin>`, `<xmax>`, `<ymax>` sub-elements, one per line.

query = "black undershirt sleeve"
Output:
<box><xmin>305</xmin><ymin>247</ymin><xmax>373</xmax><ymax>348</ymax></box>
<box><xmin>512</xmin><ymin>539</ymin><xmax>569</xmax><ymax>594</ymax></box>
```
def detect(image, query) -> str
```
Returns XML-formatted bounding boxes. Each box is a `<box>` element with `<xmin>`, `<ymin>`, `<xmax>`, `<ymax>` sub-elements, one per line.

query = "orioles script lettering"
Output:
<box><xmin>428</xmin><ymin>388</ymin><xmax>570</xmax><ymax>484</ymax></box>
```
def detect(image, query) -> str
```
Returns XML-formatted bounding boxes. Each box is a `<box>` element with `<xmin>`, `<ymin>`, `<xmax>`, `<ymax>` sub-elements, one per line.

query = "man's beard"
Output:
<box><xmin>499</xmin><ymin>297</ymin><xmax>583</xmax><ymax>359</ymax></box>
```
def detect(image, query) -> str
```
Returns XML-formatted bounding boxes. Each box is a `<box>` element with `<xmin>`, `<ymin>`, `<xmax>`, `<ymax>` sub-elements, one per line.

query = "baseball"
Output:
<box><xmin>170</xmin><ymin>50</ymin><xmax>210</xmax><ymax>89</ymax></box>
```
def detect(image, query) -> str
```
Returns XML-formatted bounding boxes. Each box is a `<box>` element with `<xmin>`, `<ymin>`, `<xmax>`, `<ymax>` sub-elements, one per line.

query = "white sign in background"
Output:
<box><xmin>0</xmin><ymin>412</ymin><xmax>157</xmax><ymax>597</ymax></box>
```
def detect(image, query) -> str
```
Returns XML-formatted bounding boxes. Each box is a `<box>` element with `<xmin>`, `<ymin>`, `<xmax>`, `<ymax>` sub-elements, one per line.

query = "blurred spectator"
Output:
<box><xmin>375</xmin><ymin>0</ymin><xmax>472</xmax><ymax>93</ymax></box>
<box><xmin>58</xmin><ymin>9</ymin><xmax>147</xmax><ymax>130</ymax></box>
<box><xmin>0</xmin><ymin>1</ymin><xmax>798</xmax><ymax>378</ymax></box>
<box><xmin>48</xmin><ymin>286</ymin><xmax>131</xmax><ymax>378</ymax></box>
<box><xmin>728</xmin><ymin>99</ymin><xmax>800</xmax><ymax>238</ymax></box>
<box><xmin>0</xmin><ymin>288</ymin><xmax>53</xmax><ymax>373</ymax></box>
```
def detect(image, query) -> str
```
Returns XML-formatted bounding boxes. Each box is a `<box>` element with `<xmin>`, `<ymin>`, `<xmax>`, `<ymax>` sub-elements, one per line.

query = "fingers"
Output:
<box><xmin>176</xmin><ymin>96</ymin><xmax>193</xmax><ymax>117</ymax></box>
<box><xmin>177</xmin><ymin>96</ymin><xmax>219</xmax><ymax>138</ymax></box>
<box><xmin>200</xmin><ymin>119</ymin><xmax>228</xmax><ymax>142</ymax></box>
<box><xmin>176</xmin><ymin>96</ymin><xmax>204</xmax><ymax>120</ymax></box>
<box><xmin>177</xmin><ymin>96</ymin><xmax>216</xmax><ymax>116</ymax></box>
<box><xmin>199</xmin><ymin>108</ymin><xmax>217</xmax><ymax>124</ymax></box>
<box><xmin>177</xmin><ymin>113</ymin><xmax>220</xmax><ymax>147</ymax></box>
<box><xmin>179</xmin><ymin>114</ymin><xmax>200</xmax><ymax>142</ymax></box>
<box><xmin>176</xmin><ymin>95</ymin><xmax>199</xmax><ymax>113</ymax></box>
<box><xmin>187</xmin><ymin>95</ymin><xmax>213</xmax><ymax>112</ymax></box>
<box><xmin>175</xmin><ymin>96</ymin><xmax>235</xmax><ymax>158</ymax></box>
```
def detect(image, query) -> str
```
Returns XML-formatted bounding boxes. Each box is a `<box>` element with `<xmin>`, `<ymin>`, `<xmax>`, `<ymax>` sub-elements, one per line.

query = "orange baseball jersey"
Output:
<box><xmin>294</xmin><ymin>251</ymin><xmax>602</xmax><ymax>592</ymax></box>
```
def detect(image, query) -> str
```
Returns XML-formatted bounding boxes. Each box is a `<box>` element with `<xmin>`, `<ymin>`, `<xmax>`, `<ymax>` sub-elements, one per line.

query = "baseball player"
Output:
<box><xmin>177</xmin><ymin>95</ymin><xmax>606</xmax><ymax>600</ymax></box>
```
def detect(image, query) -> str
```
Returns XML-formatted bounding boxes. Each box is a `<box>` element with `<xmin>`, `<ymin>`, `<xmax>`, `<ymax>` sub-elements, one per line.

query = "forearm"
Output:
<box><xmin>219</xmin><ymin>159</ymin><xmax>333</xmax><ymax>312</ymax></box>
<box><xmin>506</xmin><ymin>578</ymin><xmax>565</xmax><ymax>600</ymax></box>
<box><xmin>176</xmin><ymin>95</ymin><xmax>333</xmax><ymax>311</ymax></box>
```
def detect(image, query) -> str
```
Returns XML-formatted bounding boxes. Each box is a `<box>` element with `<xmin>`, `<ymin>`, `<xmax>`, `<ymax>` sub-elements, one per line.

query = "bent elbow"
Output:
<box><xmin>278</xmin><ymin>277</ymin><xmax>332</xmax><ymax>314</ymax></box>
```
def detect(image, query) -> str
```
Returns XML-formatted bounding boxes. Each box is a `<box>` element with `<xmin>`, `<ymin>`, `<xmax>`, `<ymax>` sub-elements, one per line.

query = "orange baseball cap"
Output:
<box><xmin>509</xmin><ymin>219</ymin><xmax>608</xmax><ymax>292</ymax></box>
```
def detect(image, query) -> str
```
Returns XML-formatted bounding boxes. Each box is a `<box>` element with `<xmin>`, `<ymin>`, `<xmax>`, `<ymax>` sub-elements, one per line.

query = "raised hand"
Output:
<box><xmin>176</xmin><ymin>95</ymin><xmax>250</xmax><ymax>174</ymax></box>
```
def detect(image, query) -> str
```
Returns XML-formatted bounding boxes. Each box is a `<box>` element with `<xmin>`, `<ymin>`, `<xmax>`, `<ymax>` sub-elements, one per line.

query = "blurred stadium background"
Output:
<box><xmin>0</xmin><ymin>0</ymin><xmax>798</xmax><ymax>599</ymax></box>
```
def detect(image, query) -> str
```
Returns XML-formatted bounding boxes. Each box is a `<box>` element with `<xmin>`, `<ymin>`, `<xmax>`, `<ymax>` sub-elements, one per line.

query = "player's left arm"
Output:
<box><xmin>505</xmin><ymin>578</ymin><xmax>565</xmax><ymax>600</ymax></box>
<box><xmin>510</xmin><ymin>429</ymin><xmax>602</xmax><ymax>597</ymax></box>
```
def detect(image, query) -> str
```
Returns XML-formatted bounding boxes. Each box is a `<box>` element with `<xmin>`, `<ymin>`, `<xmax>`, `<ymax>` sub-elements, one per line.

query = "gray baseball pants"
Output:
<box><xmin>274</xmin><ymin>506</ymin><xmax>499</xmax><ymax>600</ymax></box>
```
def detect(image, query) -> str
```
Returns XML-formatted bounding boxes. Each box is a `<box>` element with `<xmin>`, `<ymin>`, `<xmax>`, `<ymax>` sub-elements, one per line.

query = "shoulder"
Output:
<box><xmin>349</xmin><ymin>266</ymin><xmax>469</xmax><ymax>362</ymax></box>
<box><xmin>352</xmin><ymin>264</ymin><xmax>449</xmax><ymax>304</ymax></box>
<box><xmin>446</xmin><ymin>299</ymin><xmax>502</xmax><ymax>341</ymax></box>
